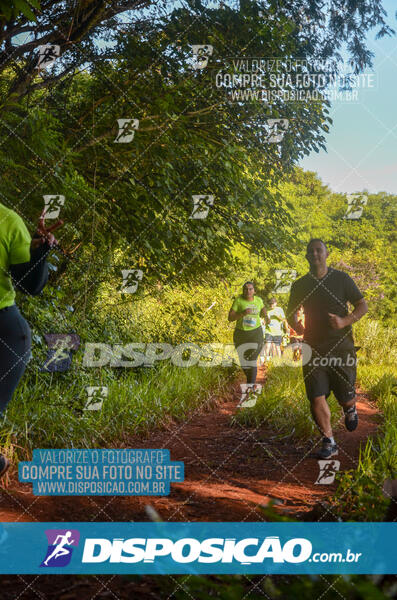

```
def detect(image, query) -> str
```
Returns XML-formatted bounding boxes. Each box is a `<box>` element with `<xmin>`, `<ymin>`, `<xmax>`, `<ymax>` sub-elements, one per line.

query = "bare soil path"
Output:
<box><xmin>0</xmin><ymin>365</ymin><xmax>379</xmax><ymax>523</ymax></box>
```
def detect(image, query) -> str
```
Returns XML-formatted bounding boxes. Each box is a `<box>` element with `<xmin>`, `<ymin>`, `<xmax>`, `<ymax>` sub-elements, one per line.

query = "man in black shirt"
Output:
<box><xmin>287</xmin><ymin>239</ymin><xmax>368</xmax><ymax>459</ymax></box>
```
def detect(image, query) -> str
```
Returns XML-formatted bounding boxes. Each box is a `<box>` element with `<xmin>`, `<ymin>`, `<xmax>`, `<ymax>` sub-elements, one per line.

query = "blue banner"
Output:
<box><xmin>0</xmin><ymin>522</ymin><xmax>395</xmax><ymax>574</ymax></box>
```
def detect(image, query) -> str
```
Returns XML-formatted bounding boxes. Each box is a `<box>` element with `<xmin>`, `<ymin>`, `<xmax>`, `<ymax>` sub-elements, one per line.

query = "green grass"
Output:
<box><xmin>233</xmin><ymin>352</ymin><xmax>340</xmax><ymax>441</ymax></box>
<box><xmin>1</xmin><ymin>280</ymin><xmax>237</xmax><ymax>463</ymax></box>
<box><xmin>330</xmin><ymin>319</ymin><xmax>397</xmax><ymax>520</ymax></box>
<box><xmin>0</xmin><ymin>361</ymin><xmax>235</xmax><ymax>462</ymax></box>
<box><xmin>332</xmin><ymin>361</ymin><xmax>397</xmax><ymax>520</ymax></box>
<box><xmin>355</xmin><ymin>318</ymin><xmax>397</xmax><ymax>366</ymax></box>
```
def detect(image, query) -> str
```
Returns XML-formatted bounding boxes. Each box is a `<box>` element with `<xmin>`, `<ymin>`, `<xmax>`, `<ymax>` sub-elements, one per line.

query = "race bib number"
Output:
<box><xmin>243</xmin><ymin>316</ymin><xmax>257</xmax><ymax>328</ymax></box>
<box><xmin>242</xmin><ymin>304</ymin><xmax>259</xmax><ymax>328</ymax></box>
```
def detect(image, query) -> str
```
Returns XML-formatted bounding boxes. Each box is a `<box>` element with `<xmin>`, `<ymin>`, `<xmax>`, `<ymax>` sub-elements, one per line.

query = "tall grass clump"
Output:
<box><xmin>0</xmin><ymin>281</ymin><xmax>237</xmax><ymax>463</ymax></box>
<box><xmin>0</xmin><ymin>361</ymin><xmax>235</xmax><ymax>462</ymax></box>
<box><xmin>332</xmin><ymin>320</ymin><xmax>397</xmax><ymax>520</ymax></box>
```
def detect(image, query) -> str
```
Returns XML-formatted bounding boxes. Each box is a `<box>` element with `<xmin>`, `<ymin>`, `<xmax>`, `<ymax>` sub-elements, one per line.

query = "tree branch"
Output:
<box><xmin>0</xmin><ymin>0</ymin><xmax>154</xmax><ymax>108</ymax></box>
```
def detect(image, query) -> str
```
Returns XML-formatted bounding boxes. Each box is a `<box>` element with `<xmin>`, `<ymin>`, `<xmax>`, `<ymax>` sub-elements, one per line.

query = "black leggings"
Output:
<box><xmin>0</xmin><ymin>304</ymin><xmax>31</xmax><ymax>415</ymax></box>
<box><xmin>233</xmin><ymin>326</ymin><xmax>264</xmax><ymax>384</ymax></box>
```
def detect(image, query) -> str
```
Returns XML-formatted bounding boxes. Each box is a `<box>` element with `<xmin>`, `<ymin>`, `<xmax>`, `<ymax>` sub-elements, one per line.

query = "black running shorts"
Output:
<box><xmin>302</xmin><ymin>340</ymin><xmax>357</xmax><ymax>404</ymax></box>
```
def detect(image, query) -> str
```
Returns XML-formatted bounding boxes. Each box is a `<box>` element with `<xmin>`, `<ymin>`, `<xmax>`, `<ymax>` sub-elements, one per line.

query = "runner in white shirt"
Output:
<box><xmin>264</xmin><ymin>298</ymin><xmax>288</xmax><ymax>359</ymax></box>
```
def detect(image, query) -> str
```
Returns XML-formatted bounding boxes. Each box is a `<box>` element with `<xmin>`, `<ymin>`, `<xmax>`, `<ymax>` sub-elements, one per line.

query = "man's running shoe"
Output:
<box><xmin>344</xmin><ymin>405</ymin><xmax>358</xmax><ymax>432</ymax></box>
<box><xmin>316</xmin><ymin>438</ymin><xmax>338</xmax><ymax>459</ymax></box>
<box><xmin>0</xmin><ymin>454</ymin><xmax>10</xmax><ymax>479</ymax></box>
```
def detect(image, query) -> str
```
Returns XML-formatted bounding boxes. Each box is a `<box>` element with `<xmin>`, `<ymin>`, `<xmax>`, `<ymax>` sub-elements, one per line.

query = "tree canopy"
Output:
<box><xmin>0</xmin><ymin>0</ymin><xmax>394</xmax><ymax>319</ymax></box>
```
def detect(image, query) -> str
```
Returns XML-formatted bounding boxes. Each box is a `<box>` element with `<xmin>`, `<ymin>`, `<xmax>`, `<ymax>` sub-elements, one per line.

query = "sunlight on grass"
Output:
<box><xmin>0</xmin><ymin>362</ymin><xmax>235</xmax><ymax>461</ymax></box>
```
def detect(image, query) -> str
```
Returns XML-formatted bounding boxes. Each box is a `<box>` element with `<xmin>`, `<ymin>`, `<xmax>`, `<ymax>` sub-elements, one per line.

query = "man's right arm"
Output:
<box><xmin>287</xmin><ymin>283</ymin><xmax>304</xmax><ymax>334</ymax></box>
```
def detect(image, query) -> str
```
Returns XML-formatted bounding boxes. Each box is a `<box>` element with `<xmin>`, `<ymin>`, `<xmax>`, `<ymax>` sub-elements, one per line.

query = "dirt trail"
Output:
<box><xmin>0</xmin><ymin>366</ymin><xmax>379</xmax><ymax>523</ymax></box>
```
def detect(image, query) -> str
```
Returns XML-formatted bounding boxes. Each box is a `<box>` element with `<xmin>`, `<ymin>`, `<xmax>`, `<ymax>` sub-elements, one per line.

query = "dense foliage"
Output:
<box><xmin>0</xmin><ymin>0</ymin><xmax>394</xmax><ymax>321</ymax></box>
<box><xmin>0</xmin><ymin>2</ymin><xmax>395</xmax><ymax>595</ymax></box>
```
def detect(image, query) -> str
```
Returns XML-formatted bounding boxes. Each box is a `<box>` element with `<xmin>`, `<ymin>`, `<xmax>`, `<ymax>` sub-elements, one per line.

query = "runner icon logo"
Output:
<box><xmin>191</xmin><ymin>45</ymin><xmax>213</xmax><ymax>69</ymax></box>
<box><xmin>41</xmin><ymin>334</ymin><xmax>80</xmax><ymax>372</ymax></box>
<box><xmin>315</xmin><ymin>460</ymin><xmax>340</xmax><ymax>485</ymax></box>
<box><xmin>40</xmin><ymin>529</ymin><xmax>80</xmax><ymax>567</ymax></box>
<box><xmin>43</xmin><ymin>194</ymin><xmax>65</xmax><ymax>219</ymax></box>
<box><xmin>238</xmin><ymin>384</ymin><xmax>262</xmax><ymax>408</ymax></box>
<box><xmin>190</xmin><ymin>195</ymin><xmax>215</xmax><ymax>219</ymax></box>
<box><xmin>344</xmin><ymin>193</ymin><xmax>367</xmax><ymax>220</ymax></box>
<box><xmin>84</xmin><ymin>386</ymin><xmax>108</xmax><ymax>411</ymax></box>
<box><xmin>37</xmin><ymin>44</ymin><xmax>60</xmax><ymax>69</ymax></box>
<box><xmin>273</xmin><ymin>268</ymin><xmax>297</xmax><ymax>294</ymax></box>
<box><xmin>265</xmin><ymin>118</ymin><xmax>289</xmax><ymax>143</ymax></box>
<box><xmin>120</xmin><ymin>269</ymin><xmax>143</xmax><ymax>293</ymax></box>
<box><xmin>114</xmin><ymin>119</ymin><xmax>139</xmax><ymax>143</ymax></box>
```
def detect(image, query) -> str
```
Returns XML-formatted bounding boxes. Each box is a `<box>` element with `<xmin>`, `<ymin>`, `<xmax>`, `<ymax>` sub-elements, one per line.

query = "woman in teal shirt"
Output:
<box><xmin>228</xmin><ymin>281</ymin><xmax>266</xmax><ymax>386</ymax></box>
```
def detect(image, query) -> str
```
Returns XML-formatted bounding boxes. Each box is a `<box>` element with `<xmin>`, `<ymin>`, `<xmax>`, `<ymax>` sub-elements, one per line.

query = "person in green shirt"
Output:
<box><xmin>228</xmin><ymin>281</ymin><xmax>266</xmax><ymax>387</ymax></box>
<box><xmin>0</xmin><ymin>204</ymin><xmax>63</xmax><ymax>478</ymax></box>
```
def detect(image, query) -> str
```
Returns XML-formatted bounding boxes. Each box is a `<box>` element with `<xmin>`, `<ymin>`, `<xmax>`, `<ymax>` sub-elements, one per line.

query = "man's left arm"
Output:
<box><xmin>342</xmin><ymin>297</ymin><xmax>368</xmax><ymax>326</ymax></box>
<box><xmin>328</xmin><ymin>275</ymin><xmax>368</xmax><ymax>330</ymax></box>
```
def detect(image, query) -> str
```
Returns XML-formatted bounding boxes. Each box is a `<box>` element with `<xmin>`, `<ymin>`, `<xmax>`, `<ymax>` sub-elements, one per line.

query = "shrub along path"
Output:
<box><xmin>0</xmin><ymin>365</ymin><xmax>380</xmax><ymax>523</ymax></box>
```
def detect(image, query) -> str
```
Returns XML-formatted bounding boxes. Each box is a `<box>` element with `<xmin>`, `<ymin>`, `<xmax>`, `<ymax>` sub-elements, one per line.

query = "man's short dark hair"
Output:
<box><xmin>307</xmin><ymin>238</ymin><xmax>327</xmax><ymax>251</ymax></box>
